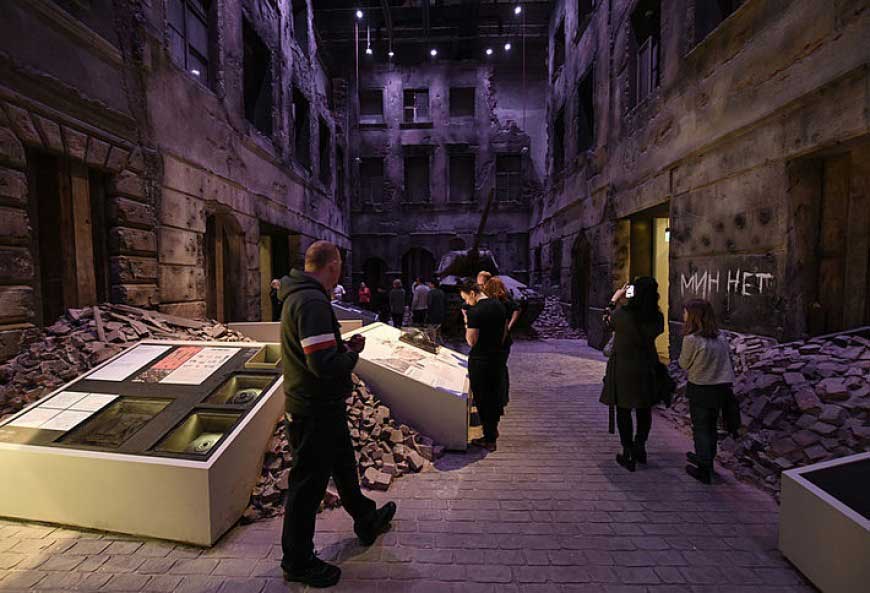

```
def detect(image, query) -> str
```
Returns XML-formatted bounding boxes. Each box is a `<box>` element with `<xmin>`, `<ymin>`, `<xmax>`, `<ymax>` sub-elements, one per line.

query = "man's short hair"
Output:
<box><xmin>305</xmin><ymin>241</ymin><xmax>340</xmax><ymax>272</ymax></box>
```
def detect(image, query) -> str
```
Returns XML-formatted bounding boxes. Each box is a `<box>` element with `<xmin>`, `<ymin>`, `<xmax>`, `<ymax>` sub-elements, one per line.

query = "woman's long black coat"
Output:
<box><xmin>599</xmin><ymin>306</ymin><xmax>665</xmax><ymax>409</ymax></box>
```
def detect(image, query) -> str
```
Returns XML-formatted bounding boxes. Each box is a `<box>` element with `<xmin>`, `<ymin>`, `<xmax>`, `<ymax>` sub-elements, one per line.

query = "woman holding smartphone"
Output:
<box><xmin>599</xmin><ymin>277</ymin><xmax>665</xmax><ymax>471</ymax></box>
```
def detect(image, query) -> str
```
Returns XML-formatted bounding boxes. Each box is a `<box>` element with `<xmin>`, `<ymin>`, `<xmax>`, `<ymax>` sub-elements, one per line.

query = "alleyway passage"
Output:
<box><xmin>0</xmin><ymin>340</ymin><xmax>814</xmax><ymax>593</ymax></box>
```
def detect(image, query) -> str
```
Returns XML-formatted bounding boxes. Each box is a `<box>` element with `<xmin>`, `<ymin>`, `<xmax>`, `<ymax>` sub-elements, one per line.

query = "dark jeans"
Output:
<box><xmin>281</xmin><ymin>411</ymin><xmax>376</xmax><ymax>567</ymax></box>
<box><xmin>469</xmin><ymin>356</ymin><xmax>504</xmax><ymax>443</ymax></box>
<box><xmin>615</xmin><ymin>407</ymin><xmax>652</xmax><ymax>449</ymax></box>
<box><xmin>500</xmin><ymin>345</ymin><xmax>512</xmax><ymax>410</ymax></box>
<box><xmin>391</xmin><ymin>314</ymin><xmax>404</xmax><ymax>328</ymax></box>
<box><xmin>412</xmin><ymin>309</ymin><xmax>426</xmax><ymax>324</ymax></box>
<box><xmin>689</xmin><ymin>403</ymin><xmax>719</xmax><ymax>468</ymax></box>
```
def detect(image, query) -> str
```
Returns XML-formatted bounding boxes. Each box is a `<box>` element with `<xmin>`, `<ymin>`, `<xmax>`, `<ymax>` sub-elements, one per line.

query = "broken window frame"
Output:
<box><xmin>292</xmin><ymin>87</ymin><xmax>311</xmax><ymax>169</ymax></box>
<box><xmin>629</xmin><ymin>0</ymin><xmax>661</xmax><ymax>109</ymax></box>
<box><xmin>359</xmin><ymin>157</ymin><xmax>385</xmax><ymax>207</ymax></box>
<box><xmin>575</xmin><ymin>0</ymin><xmax>594</xmax><ymax>41</ymax></box>
<box><xmin>553</xmin><ymin>107</ymin><xmax>566</xmax><ymax>174</ymax></box>
<box><xmin>293</xmin><ymin>0</ymin><xmax>310</xmax><ymax>57</ymax></box>
<box><xmin>496</xmin><ymin>154</ymin><xmax>523</xmax><ymax>203</ymax></box>
<box><xmin>403</xmin><ymin>150</ymin><xmax>431</xmax><ymax>203</ymax></box>
<box><xmin>449</xmin><ymin>87</ymin><xmax>476</xmax><ymax>118</ymax></box>
<box><xmin>403</xmin><ymin>89</ymin><xmax>430</xmax><ymax>123</ymax></box>
<box><xmin>448</xmin><ymin>152</ymin><xmax>476</xmax><ymax>203</ymax></box>
<box><xmin>167</xmin><ymin>0</ymin><xmax>213</xmax><ymax>88</ymax></box>
<box><xmin>694</xmin><ymin>0</ymin><xmax>742</xmax><ymax>45</ymax></box>
<box><xmin>242</xmin><ymin>19</ymin><xmax>273</xmax><ymax>137</ymax></box>
<box><xmin>318</xmin><ymin>117</ymin><xmax>331</xmax><ymax>187</ymax></box>
<box><xmin>552</xmin><ymin>18</ymin><xmax>566</xmax><ymax>80</ymax></box>
<box><xmin>576</xmin><ymin>64</ymin><xmax>595</xmax><ymax>153</ymax></box>
<box><xmin>359</xmin><ymin>89</ymin><xmax>385</xmax><ymax>124</ymax></box>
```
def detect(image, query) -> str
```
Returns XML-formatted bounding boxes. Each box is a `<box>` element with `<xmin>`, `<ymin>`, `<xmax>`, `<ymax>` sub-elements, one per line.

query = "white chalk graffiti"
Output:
<box><xmin>680</xmin><ymin>269</ymin><xmax>774</xmax><ymax>299</ymax></box>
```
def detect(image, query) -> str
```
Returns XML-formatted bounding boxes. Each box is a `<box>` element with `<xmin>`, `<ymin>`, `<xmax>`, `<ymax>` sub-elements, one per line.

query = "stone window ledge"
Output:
<box><xmin>399</xmin><ymin>122</ymin><xmax>434</xmax><ymax>130</ymax></box>
<box><xmin>360</xmin><ymin>122</ymin><xmax>387</xmax><ymax>130</ymax></box>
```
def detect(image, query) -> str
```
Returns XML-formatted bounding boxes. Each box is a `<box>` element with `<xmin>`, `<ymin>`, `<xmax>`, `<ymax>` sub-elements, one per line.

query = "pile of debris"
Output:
<box><xmin>530</xmin><ymin>295</ymin><xmax>585</xmax><ymax>340</ymax></box>
<box><xmin>243</xmin><ymin>374</ymin><xmax>443</xmax><ymax>522</ymax></box>
<box><xmin>662</xmin><ymin>329</ymin><xmax>870</xmax><ymax>496</ymax></box>
<box><xmin>0</xmin><ymin>304</ymin><xmax>248</xmax><ymax>420</ymax></box>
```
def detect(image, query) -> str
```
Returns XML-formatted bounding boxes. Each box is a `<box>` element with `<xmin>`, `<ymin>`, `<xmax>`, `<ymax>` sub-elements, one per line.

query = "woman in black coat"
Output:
<box><xmin>599</xmin><ymin>276</ymin><xmax>665</xmax><ymax>472</ymax></box>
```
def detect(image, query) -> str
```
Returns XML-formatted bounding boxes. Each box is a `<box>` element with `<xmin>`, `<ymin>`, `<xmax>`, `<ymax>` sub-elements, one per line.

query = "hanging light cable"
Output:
<box><xmin>365</xmin><ymin>25</ymin><xmax>373</xmax><ymax>55</ymax></box>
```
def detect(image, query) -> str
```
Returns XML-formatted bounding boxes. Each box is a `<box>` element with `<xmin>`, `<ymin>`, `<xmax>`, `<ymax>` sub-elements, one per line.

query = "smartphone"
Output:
<box><xmin>625</xmin><ymin>285</ymin><xmax>635</xmax><ymax>299</ymax></box>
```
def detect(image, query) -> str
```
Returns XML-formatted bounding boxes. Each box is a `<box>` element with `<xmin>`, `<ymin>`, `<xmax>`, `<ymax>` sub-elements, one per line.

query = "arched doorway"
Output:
<box><xmin>362</xmin><ymin>257</ymin><xmax>387</xmax><ymax>293</ymax></box>
<box><xmin>571</xmin><ymin>234</ymin><xmax>591</xmax><ymax>330</ymax></box>
<box><xmin>402</xmin><ymin>247</ymin><xmax>435</xmax><ymax>289</ymax></box>
<box><xmin>205</xmin><ymin>212</ymin><xmax>245</xmax><ymax>323</ymax></box>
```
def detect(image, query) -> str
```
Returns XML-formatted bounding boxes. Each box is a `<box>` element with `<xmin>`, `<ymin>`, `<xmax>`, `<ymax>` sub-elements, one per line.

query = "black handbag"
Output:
<box><xmin>654</xmin><ymin>361</ymin><xmax>675</xmax><ymax>408</ymax></box>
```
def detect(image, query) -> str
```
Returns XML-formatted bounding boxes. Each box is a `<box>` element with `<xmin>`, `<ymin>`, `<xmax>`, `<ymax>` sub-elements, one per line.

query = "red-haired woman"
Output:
<box><xmin>679</xmin><ymin>299</ymin><xmax>736</xmax><ymax>484</ymax></box>
<box><xmin>483</xmin><ymin>277</ymin><xmax>521</xmax><ymax>411</ymax></box>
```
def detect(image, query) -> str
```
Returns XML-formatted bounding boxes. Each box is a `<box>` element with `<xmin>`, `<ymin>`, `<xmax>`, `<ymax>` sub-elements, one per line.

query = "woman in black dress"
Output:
<box><xmin>599</xmin><ymin>276</ymin><xmax>665</xmax><ymax>472</ymax></box>
<box><xmin>460</xmin><ymin>279</ymin><xmax>507</xmax><ymax>452</ymax></box>
<box><xmin>483</xmin><ymin>276</ymin><xmax>521</xmax><ymax>412</ymax></box>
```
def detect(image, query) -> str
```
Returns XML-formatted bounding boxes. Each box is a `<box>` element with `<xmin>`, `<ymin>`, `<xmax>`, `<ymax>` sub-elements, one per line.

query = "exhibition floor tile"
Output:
<box><xmin>0</xmin><ymin>340</ymin><xmax>815</xmax><ymax>592</ymax></box>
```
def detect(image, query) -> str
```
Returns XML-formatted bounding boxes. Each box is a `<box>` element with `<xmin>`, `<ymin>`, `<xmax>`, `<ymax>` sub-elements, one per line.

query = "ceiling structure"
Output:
<box><xmin>313</xmin><ymin>0</ymin><xmax>554</xmax><ymax>67</ymax></box>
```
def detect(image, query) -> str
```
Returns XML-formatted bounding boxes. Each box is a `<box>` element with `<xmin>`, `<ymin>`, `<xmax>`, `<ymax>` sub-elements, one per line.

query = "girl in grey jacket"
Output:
<box><xmin>679</xmin><ymin>299</ymin><xmax>736</xmax><ymax>484</ymax></box>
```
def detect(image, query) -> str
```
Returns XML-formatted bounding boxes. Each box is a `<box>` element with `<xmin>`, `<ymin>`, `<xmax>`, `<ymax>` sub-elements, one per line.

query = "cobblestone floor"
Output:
<box><xmin>0</xmin><ymin>340</ymin><xmax>814</xmax><ymax>592</ymax></box>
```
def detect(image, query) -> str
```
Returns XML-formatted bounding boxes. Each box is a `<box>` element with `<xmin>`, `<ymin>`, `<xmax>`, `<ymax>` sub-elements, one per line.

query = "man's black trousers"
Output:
<box><xmin>281</xmin><ymin>410</ymin><xmax>376</xmax><ymax>567</ymax></box>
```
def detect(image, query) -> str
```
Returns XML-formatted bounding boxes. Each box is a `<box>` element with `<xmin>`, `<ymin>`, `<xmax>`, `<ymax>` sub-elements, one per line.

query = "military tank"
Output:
<box><xmin>433</xmin><ymin>190</ymin><xmax>543</xmax><ymax>338</ymax></box>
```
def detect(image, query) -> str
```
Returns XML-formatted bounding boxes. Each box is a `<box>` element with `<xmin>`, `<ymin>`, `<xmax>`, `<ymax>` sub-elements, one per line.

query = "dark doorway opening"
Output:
<box><xmin>205</xmin><ymin>213</ymin><xmax>244</xmax><ymax>322</ymax></box>
<box><xmin>571</xmin><ymin>234</ymin><xmax>591</xmax><ymax>330</ymax></box>
<box><xmin>402</xmin><ymin>247</ymin><xmax>435</xmax><ymax>290</ymax></box>
<box><xmin>29</xmin><ymin>152</ymin><xmax>110</xmax><ymax>326</ymax></box>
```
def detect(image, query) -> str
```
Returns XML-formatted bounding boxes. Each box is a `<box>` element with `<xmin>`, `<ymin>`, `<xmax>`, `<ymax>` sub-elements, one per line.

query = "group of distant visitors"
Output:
<box><xmin>600</xmin><ymin>276</ymin><xmax>739</xmax><ymax>485</ymax></box>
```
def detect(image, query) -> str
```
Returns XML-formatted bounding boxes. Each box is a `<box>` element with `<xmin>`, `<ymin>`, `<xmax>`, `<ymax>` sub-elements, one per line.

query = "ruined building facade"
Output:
<box><xmin>0</xmin><ymin>0</ymin><xmax>349</xmax><ymax>359</ymax></box>
<box><xmin>349</xmin><ymin>61</ymin><xmax>546</xmax><ymax>292</ymax></box>
<box><xmin>532</xmin><ymin>0</ymin><xmax>870</xmax><ymax>351</ymax></box>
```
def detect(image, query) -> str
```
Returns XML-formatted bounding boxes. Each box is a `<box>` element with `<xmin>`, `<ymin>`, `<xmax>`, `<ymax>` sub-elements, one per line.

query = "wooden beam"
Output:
<box><xmin>69</xmin><ymin>160</ymin><xmax>97</xmax><ymax>307</ymax></box>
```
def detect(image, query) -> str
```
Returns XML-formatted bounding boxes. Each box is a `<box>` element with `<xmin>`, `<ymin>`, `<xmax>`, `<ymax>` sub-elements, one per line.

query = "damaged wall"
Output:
<box><xmin>532</xmin><ymin>0</ymin><xmax>870</xmax><ymax>349</ymax></box>
<box><xmin>349</xmin><ymin>61</ymin><xmax>546</xmax><ymax>289</ymax></box>
<box><xmin>0</xmin><ymin>0</ymin><xmax>349</xmax><ymax>360</ymax></box>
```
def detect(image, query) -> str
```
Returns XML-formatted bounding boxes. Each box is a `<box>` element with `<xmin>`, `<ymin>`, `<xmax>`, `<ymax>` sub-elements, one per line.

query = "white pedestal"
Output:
<box><xmin>345</xmin><ymin>323</ymin><xmax>469</xmax><ymax>450</ymax></box>
<box><xmin>0</xmin><ymin>341</ymin><xmax>284</xmax><ymax>546</ymax></box>
<box><xmin>779</xmin><ymin>452</ymin><xmax>870</xmax><ymax>593</ymax></box>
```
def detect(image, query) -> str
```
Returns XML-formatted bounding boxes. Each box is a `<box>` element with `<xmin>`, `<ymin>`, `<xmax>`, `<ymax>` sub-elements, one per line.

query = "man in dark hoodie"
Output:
<box><xmin>278</xmin><ymin>241</ymin><xmax>396</xmax><ymax>588</ymax></box>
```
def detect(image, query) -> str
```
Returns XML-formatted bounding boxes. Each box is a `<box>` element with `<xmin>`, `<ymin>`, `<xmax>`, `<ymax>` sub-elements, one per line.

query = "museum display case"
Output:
<box><xmin>779</xmin><ymin>452</ymin><xmax>870</xmax><ymax>593</ymax></box>
<box><xmin>0</xmin><ymin>340</ymin><xmax>285</xmax><ymax>545</ymax></box>
<box><xmin>154</xmin><ymin>411</ymin><xmax>241</xmax><ymax>455</ymax></box>
<box><xmin>205</xmin><ymin>373</ymin><xmax>273</xmax><ymax>406</ymax></box>
<box><xmin>244</xmin><ymin>344</ymin><xmax>281</xmax><ymax>370</ymax></box>
<box><xmin>344</xmin><ymin>323</ymin><xmax>469</xmax><ymax>449</ymax></box>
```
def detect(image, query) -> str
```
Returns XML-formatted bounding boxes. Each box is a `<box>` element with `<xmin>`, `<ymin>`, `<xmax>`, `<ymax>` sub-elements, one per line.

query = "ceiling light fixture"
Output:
<box><xmin>355</xmin><ymin>9</ymin><xmax>363</xmax><ymax>19</ymax></box>
<box><xmin>504</xmin><ymin>42</ymin><xmax>512</xmax><ymax>51</ymax></box>
<box><xmin>430</xmin><ymin>48</ymin><xmax>438</xmax><ymax>57</ymax></box>
<box><xmin>388</xmin><ymin>50</ymin><xmax>395</xmax><ymax>58</ymax></box>
<box><xmin>514</xmin><ymin>6</ymin><xmax>522</xmax><ymax>15</ymax></box>
<box><xmin>485</xmin><ymin>48</ymin><xmax>493</xmax><ymax>56</ymax></box>
<box><xmin>365</xmin><ymin>47</ymin><xmax>373</xmax><ymax>55</ymax></box>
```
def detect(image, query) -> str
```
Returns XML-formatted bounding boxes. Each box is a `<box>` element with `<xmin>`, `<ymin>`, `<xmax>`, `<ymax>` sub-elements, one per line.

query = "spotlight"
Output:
<box><xmin>355</xmin><ymin>9</ymin><xmax>363</xmax><ymax>19</ymax></box>
<box><xmin>365</xmin><ymin>47</ymin><xmax>373</xmax><ymax>55</ymax></box>
<box><xmin>388</xmin><ymin>50</ymin><xmax>395</xmax><ymax>58</ymax></box>
<box><xmin>191</xmin><ymin>69</ymin><xmax>201</xmax><ymax>76</ymax></box>
<box><xmin>485</xmin><ymin>48</ymin><xmax>493</xmax><ymax>56</ymax></box>
<box><xmin>504</xmin><ymin>42</ymin><xmax>512</xmax><ymax>51</ymax></box>
<box><xmin>430</xmin><ymin>48</ymin><xmax>438</xmax><ymax>57</ymax></box>
<box><xmin>514</xmin><ymin>6</ymin><xmax>522</xmax><ymax>15</ymax></box>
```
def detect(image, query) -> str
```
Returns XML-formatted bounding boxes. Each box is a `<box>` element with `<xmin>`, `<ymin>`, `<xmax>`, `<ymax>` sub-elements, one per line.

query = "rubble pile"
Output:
<box><xmin>530</xmin><ymin>295</ymin><xmax>585</xmax><ymax>340</ymax></box>
<box><xmin>243</xmin><ymin>373</ymin><xmax>443</xmax><ymax>522</ymax></box>
<box><xmin>662</xmin><ymin>329</ymin><xmax>870</xmax><ymax>496</ymax></box>
<box><xmin>0</xmin><ymin>304</ymin><xmax>248</xmax><ymax>420</ymax></box>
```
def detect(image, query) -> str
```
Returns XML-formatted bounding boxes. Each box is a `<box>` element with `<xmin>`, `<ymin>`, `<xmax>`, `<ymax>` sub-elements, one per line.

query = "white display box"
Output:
<box><xmin>779</xmin><ymin>452</ymin><xmax>870</xmax><ymax>593</ymax></box>
<box><xmin>345</xmin><ymin>323</ymin><xmax>469</xmax><ymax>450</ymax></box>
<box><xmin>0</xmin><ymin>341</ymin><xmax>284</xmax><ymax>546</ymax></box>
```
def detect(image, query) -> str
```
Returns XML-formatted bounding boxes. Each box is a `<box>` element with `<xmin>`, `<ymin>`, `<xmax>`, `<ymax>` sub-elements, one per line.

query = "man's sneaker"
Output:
<box><xmin>282</xmin><ymin>554</ymin><xmax>341</xmax><ymax>588</ymax></box>
<box><xmin>354</xmin><ymin>501</ymin><xmax>397</xmax><ymax>546</ymax></box>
